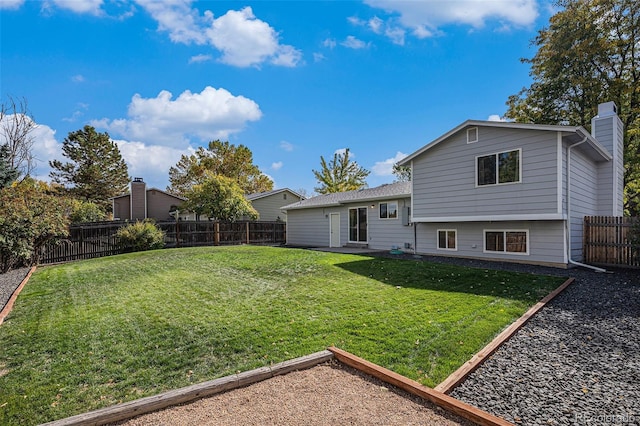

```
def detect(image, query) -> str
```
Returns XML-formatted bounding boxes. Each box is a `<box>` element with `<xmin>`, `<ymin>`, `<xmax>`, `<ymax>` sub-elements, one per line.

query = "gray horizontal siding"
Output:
<box><xmin>286</xmin><ymin>199</ymin><xmax>414</xmax><ymax>250</ymax></box>
<box><xmin>412</xmin><ymin>127</ymin><xmax>560</xmax><ymax>218</ymax></box>
<box><xmin>359</xmin><ymin>198</ymin><xmax>414</xmax><ymax>250</ymax></box>
<box><xmin>567</xmin><ymin>147</ymin><xmax>598</xmax><ymax>261</ymax></box>
<box><xmin>286</xmin><ymin>208</ymin><xmax>332</xmax><ymax>247</ymax></box>
<box><xmin>251</xmin><ymin>191</ymin><xmax>302</xmax><ymax>221</ymax></box>
<box><xmin>415</xmin><ymin>221</ymin><xmax>566</xmax><ymax>266</ymax></box>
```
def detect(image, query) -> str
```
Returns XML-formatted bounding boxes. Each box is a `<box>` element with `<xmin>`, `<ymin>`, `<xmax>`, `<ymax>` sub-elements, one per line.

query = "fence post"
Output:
<box><xmin>246</xmin><ymin>221</ymin><xmax>250</xmax><ymax>244</ymax></box>
<box><xmin>176</xmin><ymin>220</ymin><xmax>180</xmax><ymax>248</ymax></box>
<box><xmin>214</xmin><ymin>222</ymin><xmax>220</xmax><ymax>246</ymax></box>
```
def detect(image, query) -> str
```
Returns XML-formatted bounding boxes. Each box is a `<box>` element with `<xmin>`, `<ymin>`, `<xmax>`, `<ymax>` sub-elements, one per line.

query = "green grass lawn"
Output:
<box><xmin>0</xmin><ymin>246</ymin><xmax>566</xmax><ymax>424</ymax></box>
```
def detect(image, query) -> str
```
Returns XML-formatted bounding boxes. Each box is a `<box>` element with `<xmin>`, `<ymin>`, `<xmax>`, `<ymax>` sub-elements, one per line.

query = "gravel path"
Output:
<box><xmin>0</xmin><ymin>267</ymin><xmax>30</xmax><ymax>313</ymax></box>
<box><xmin>115</xmin><ymin>362</ymin><xmax>473</xmax><ymax>426</ymax></box>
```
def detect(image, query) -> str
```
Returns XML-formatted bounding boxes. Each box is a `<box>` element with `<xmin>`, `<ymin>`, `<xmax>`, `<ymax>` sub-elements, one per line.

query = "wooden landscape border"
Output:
<box><xmin>435</xmin><ymin>277</ymin><xmax>576</xmax><ymax>394</ymax></box>
<box><xmin>328</xmin><ymin>347</ymin><xmax>513</xmax><ymax>426</ymax></box>
<box><xmin>42</xmin><ymin>350</ymin><xmax>335</xmax><ymax>426</ymax></box>
<box><xmin>0</xmin><ymin>266</ymin><xmax>36</xmax><ymax>326</ymax></box>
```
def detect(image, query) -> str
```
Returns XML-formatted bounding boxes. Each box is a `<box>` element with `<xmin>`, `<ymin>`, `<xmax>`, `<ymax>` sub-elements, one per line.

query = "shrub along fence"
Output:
<box><xmin>583</xmin><ymin>216</ymin><xmax>639</xmax><ymax>268</ymax></box>
<box><xmin>39</xmin><ymin>220</ymin><xmax>286</xmax><ymax>265</ymax></box>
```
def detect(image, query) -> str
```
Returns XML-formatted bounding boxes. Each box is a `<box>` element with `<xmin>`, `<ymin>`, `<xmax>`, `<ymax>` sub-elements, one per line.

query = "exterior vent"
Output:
<box><xmin>467</xmin><ymin>127</ymin><xmax>478</xmax><ymax>144</ymax></box>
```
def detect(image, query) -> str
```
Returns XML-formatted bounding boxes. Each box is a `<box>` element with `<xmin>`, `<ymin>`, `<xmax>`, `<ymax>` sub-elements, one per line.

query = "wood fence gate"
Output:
<box><xmin>583</xmin><ymin>216</ymin><xmax>639</xmax><ymax>268</ymax></box>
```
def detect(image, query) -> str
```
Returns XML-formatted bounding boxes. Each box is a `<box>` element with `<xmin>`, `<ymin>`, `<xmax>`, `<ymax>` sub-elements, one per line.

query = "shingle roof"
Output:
<box><xmin>246</xmin><ymin>188</ymin><xmax>304</xmax><ymax>201</ymax></box>
<box><xmin>281</xmin><ymin>181</ymin><xmax>411</xmax><ymax>210</ymax></box>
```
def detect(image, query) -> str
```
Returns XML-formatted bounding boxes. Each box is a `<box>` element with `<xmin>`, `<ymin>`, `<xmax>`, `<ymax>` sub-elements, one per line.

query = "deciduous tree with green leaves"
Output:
<box><xmin>312</xmin><ymin>148</ymin><xmax>370</xmax><ymax>194</ymax></box>
<box><xmin>49</xmin><ymin>125</ymin><xmax>130</xmax><ymax>213</ymax></box>
<box><xmin>505</xmin><ymin>0</ymin><xmax>640</xmax><ymax>215</ymax></box>
<box><xmin>168</xmin><ymin>140</ymin><xmax>273</xmax><ymax>196</ymax></box>
<box><xmin>0</xmin><ymin>178</ymin><xmax>71</xmax><ymax>272</ymax></box>
<box><xmin>183</xmin><ymin>172</ymin><xmax>258</xmax><ymax>221</ymax></box>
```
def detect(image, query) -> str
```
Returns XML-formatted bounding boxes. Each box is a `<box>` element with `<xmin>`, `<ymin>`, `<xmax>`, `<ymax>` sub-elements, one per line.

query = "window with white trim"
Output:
<box><xmin>477</xmin><ymin>149</ymin><xmax>520</xmax><ymax>186</ymax></box>
<box><xmin>379</xmin><ymin>201</ymin><xmax>398</xmax><ymax>219</ymax></box>
<box><xmin>484</xmin><ymin>230</ymin><xmax>528</xmax><ymax>254</ymax></box>
<box><xmin>437</xmin><ymin>229</ymin><xmax>457</xmax><ymax>250</ymax></box>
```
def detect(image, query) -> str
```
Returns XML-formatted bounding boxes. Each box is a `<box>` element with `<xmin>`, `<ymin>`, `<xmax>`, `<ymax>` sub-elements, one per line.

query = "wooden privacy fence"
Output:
<box><xmin>584</xmin><ymin>216</ymin><xmax>639</xmax><ymax>268</ymax></box>
<box><xmin>39</xmin><ymin>220</ymin><xmax>286</xmax><ymax>265</ymax></box>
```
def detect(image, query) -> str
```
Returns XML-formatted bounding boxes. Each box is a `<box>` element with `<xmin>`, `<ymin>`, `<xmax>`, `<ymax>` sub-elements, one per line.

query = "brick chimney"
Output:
<box><xmin>130</xmin><ymin>177</ymin><xmax>147</xmax><ymax>220</ymax></box>
<box><xmin>591</xmin><ymin>102</ymin><xmax>624</xmax><ymax>216</ymax></box>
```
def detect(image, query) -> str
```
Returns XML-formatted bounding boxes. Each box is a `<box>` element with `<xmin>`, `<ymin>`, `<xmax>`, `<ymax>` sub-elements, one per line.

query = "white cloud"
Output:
<box><xmin>0</xmin><ymin>0</ymin><xmax>25</xmax><ymax>10</ymax></box>
<box><xmin>364</xmin><ymin>0</ymin><xmax>538</xmax><ymax>37</ymax></box>
<box><xmin>189</xmin><ymin>54</ymin><xmax>212</xmax><ymax>64</ymax></box>
<box><xmin>313</xmin><ymin>52</ymin><xmax>326</xmax><ymax>62</ymax></box>
<box><xmin>368</xmin><ymin>16</ymin><xmax>384</xmax><ymax>33</ymax></box>
<box><xmin>205</xmin><ymin>7</ymin><xmax>301</xmax><ymax>67</ymax></box>
<box><xmin>322</xmin><ymin>38</ymin><xmax>337</xmax><ymax>49</ymax></box>
<box><xmin>71</xmin><ymin>74</ymin><xmax>85</xmax><ymax>83</ymax></box>
<box><xmin>115</xmin><ymin>140</ymin><xmax>194</xmax><ymax>189</ymax></box>
<box><xmin>372</xmin><ymin>151</ymin><xmax>407</xmax><ymax>176</ymax></box>
<box><xmin>487</xmin><ymin>114</ymin><xmax>507</xmax><ymax>122</ymax></box>
<box><xmin>279</xmin><ymin>141</ymin><xmax>294</xmax><ymax>152</ymax></box>
<box><xmin>51</xmin><ymin>0</ymin><xmax>104</xmax><ymax>15</ymax></box>
<box><xmin>385</xmin><ymin>26</ymin><xmax>405</xmax><ymax>45</ymax></box>
<box><xmin>341</xmin><ymin>36</ymin><xmax>370</xmax><ymax>50</ymax></box>
<box><xmin>271</xmin><ymin>161</ymin><xmax>283</xmax><ymax>171</ymax></box>
<box><xmin>134</xmin><ymin>0</ymin><xmax>207</xmax><ymax>44</ymax></box>
<box><xmin>92</xmin><ymin>86</ymin><xmax>262</xmax><ymax>147</ymax></box>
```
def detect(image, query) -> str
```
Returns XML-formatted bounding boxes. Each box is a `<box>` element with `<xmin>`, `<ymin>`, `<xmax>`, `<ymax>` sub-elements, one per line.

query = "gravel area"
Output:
<box><xmin>0</xmin><ymin>267</ymin><xmax>30</xmax><ymax>313</ymax></box>
<box><xmin>114</xmin><ymin>362</ymin><xmax>473</xmax><ymax>426</ymax></box>
<box><xmin>446</xmin><ymin>265</ymin><xmax>639</xmax><ymax>426</ymax></box>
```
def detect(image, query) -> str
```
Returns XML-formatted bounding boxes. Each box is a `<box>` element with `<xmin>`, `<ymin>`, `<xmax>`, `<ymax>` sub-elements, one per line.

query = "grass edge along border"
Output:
<box><xmin>0</xmin><ymin>266</ymin><xmax>36</xmax><ymax>326</ymax></box>
<box><xmin>435</xmin><ymin>277</ymin><xmax>576</xmax><ymax>394</ymax></box>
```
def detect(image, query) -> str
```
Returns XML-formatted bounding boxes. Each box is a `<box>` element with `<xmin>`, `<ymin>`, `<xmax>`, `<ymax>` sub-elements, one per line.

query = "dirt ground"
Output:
<box><xmin>114</xmin><ymin>362</ymin><xmax>474</xmax><ymax>426</ymax></box>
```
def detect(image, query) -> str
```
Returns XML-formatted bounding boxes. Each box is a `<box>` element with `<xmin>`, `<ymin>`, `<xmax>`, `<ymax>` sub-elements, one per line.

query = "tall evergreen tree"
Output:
<box><xmin>49</xmin><ymin>125</ymin><xmax>130</xmax><ymax>213</ymax></box>
<box><xmin>0</xmin><ymin>144</ymin><xmax>19</xmax><ymax>188</ymax></box>
<box><xmin>505</xmin><ymin>0</ymin><xmax>640</xmax><ymax>215</ymax></box>
<box><xmin>312</xmin><ymin>149</ymin><xmax>370</xmax><ymax>194</ymax></box>
<box><xmin>168</xmin><ymin>140</ymin><xmax>273</xmax><ymax>196</ymax></box>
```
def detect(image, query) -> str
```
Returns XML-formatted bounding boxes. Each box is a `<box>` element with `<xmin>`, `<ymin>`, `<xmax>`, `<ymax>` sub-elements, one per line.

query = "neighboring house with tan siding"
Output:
<box><xmin>111</xmin><ymin>178</ymin><xmax>186</xmax><ymax>221</ymax></box>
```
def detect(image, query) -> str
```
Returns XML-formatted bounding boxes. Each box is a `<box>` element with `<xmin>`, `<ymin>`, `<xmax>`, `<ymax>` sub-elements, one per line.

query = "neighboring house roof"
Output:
<box><xmin>282</xmin><ymin>182</ymin><xmax>411</xmax><ymax>211</ymax></box>
<box><xmin>110</xmin><ymin>188</ymin><xmax>186</xmax><ymax>202</ymax></box>
<box><xmin>246</xmin><ymin>188</ymin><xmax>305</xmax><ymax>201</ymax></box>
<box><xmin>398</xmin><ymin>120</ymin><xmax>612</xmax><ymax>166</ymax></box>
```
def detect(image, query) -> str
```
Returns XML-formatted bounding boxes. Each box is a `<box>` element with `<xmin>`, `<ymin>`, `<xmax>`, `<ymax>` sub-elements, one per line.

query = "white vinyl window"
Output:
<box><xmin>484</xmin><ymin>230</ymin><xmax>529</xmax><ymax>255</ymax></box>
<box><xmin>437</xmin><ymin>229</ymin><xmax>457</xmax><ymax>251</ymax></box>
<box><xmin>379</xmin><ymin>201</ymin><xmax>398</xmax><ymax>219</ymax></box>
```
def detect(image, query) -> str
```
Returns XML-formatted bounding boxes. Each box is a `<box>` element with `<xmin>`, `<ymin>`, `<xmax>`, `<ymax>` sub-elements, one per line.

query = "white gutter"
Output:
<box><xmin>566</xmin><ymin>136</ymin><xmax>607</xmax><ymax>272</ymax></box>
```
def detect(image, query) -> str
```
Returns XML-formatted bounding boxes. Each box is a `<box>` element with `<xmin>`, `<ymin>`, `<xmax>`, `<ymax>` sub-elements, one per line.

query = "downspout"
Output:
<box><xmin>566</xmin><ymin>136</ymin><xmax>607</xmax><ymax>272</ymax></box>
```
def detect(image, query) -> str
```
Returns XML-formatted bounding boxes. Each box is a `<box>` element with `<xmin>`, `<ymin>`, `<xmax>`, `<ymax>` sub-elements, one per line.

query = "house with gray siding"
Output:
<box><xmin>397</xmin><ymin>101</ymin><xmax>623</xmax><ymax>267</ymax></box>
<box><xmin>284</xmin><ymin>102</ymin><xmax>623</xmax><ymax>268</ymax></box>
<box><xmin>282</xmin><ymin>182</ymin><xmax>414</xmax><ymax>250</ymax></box>
<box><xmin>245</xmin><ymin>188</ymin><xmax>304</xmax><ymax>221</ymax></box>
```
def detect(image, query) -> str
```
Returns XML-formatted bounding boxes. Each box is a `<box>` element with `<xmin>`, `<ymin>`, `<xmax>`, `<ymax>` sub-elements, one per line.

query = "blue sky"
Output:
<box><xmin>1</xmin><ymin>0</ymin><xmax>555</xmax><ymax>195</ymax></box>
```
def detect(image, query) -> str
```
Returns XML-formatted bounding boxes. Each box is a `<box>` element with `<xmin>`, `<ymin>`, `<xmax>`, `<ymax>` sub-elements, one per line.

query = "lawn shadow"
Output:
<box><xmin>334</xmin><ymin>254</ymin><xmax>568</xmax><ymax>303</ymax></box>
